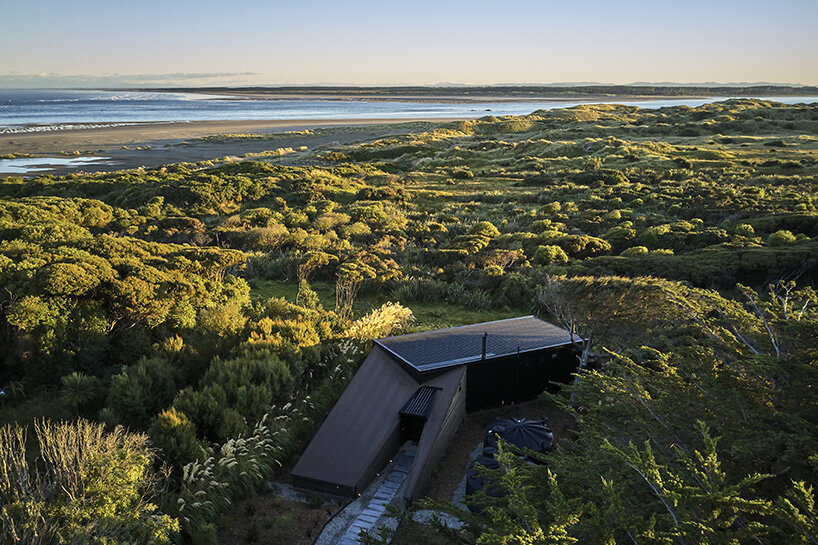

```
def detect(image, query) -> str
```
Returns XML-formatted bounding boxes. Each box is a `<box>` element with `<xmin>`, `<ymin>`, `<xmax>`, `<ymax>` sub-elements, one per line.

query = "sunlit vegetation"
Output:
<box><xmin>1</xmin><ymin>99</ymin><xmax>817</xmax><ymax>543</ymax></box>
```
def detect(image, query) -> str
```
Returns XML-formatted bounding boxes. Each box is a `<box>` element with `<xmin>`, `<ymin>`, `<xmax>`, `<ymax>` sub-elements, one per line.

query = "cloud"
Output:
<box><xmin>0</xmin><ymin>72</ymin><xmax>259</xmax><ymax>88</ymax></box>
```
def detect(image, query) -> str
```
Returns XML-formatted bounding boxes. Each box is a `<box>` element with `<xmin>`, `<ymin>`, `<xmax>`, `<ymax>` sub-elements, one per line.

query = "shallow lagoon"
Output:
<box><xmin>0</xmin><ymin>156</ymin><xmax>111</xmax><ymax>174</ymax></box>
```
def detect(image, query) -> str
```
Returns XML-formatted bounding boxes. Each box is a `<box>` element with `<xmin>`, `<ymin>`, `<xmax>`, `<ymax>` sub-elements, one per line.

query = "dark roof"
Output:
<box><xmin>400</xmin><ymin>386</ymin><xmax>439</xmax><ymax>419</ymax></box>
<box><xmin>291</xmin><ymin>344</ymin><xmax>465</xmax><ymax>494</ymax></box>
<box><xmin>375</xmin><ymin>315</ymin><xmax>573</xmax><ymax>373</ymax></box>
<box><xmin>291</xmin><ymin>345</ymin><xmax>419</xmax><ymax>490</ymax></box>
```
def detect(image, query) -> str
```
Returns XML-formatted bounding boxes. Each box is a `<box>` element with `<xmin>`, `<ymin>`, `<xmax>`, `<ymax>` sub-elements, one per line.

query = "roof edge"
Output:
<box><xmin>376</xmin><ymin>336</ymin><xmax>576</xmax><ymax>373</ymax></box>
<box><xmin>377</xmin><ymin>315</ymin><xmax>539</xmax><ymax>343</ymax></box>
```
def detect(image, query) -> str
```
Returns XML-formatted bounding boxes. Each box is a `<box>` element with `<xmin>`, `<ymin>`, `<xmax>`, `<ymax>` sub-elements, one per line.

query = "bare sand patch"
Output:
<box><xmin>0</xmin><ymin>118</ymin><xmax>449</xmax><ymax>176</ymax></box>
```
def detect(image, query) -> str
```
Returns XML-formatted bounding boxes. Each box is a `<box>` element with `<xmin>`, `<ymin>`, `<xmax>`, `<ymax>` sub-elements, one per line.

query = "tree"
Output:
<box><xmin>335</xmin><ymin>261</ymin><xmax>377</xmax><ymax>321</ymax></box>
<box><xmin>535</xmin><ymin>275</ymin><xmax>681</xmax><ymax>370</ymax></box>
<box><xmin>429</xmin><ymin>281</ymin><xmax>818</xmax><ymax>545</ymax></box>
<box><xmin>295</xmin><ymin>251</ymin><xmax>336</xmax><ymax>306</ymax></box>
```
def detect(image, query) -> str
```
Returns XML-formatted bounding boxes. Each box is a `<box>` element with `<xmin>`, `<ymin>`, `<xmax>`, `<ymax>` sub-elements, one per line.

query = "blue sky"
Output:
<box><xmin>1</xmin><ymin>0</ymin><xmax>816</xmax><ymax>87</ymax></box>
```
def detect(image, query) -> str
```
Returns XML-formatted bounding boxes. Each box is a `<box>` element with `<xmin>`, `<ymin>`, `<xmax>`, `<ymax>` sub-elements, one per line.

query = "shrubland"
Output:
<box><xmin>0</xmin><ymin>99</ymin><xmax>816</xmax><ymax>543</ymax></box>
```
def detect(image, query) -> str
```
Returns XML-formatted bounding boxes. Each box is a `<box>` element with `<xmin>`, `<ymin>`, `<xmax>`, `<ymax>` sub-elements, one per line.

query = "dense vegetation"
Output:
<box><xmin>1</xmin><ymin>99</ymin><xmax>817</xmax><ymax>544</ymax></box>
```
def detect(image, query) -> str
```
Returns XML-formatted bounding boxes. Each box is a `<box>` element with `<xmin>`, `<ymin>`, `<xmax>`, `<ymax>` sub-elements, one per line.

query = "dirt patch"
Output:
<box><xmin>420</xmin><ymin>397</ymin><xmax>575</xmax><ymax>504</ymax></box>
<box><xmin>391</xmin><ymin>398</ymin><xmax>575</xmax><ymax>545</ymax></box>
<box><xmin>217</xmin><ymin>493</ymin><xmax>345</xmax><ymax>545</ymax></box>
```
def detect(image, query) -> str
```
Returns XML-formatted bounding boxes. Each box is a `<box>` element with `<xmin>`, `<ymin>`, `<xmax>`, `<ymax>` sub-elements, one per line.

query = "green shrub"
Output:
<box><xmin>533</xmin><ymin>245</ymin><xmax>570</xmax><ymax>265</ymax></box>
<box><xmin>174</xmin><ymin>347</ymin><xmax>294</xmax><ymax>441</ymax></box>
<box><xmin>0</xmin><ymin>419</ymin><xmax>178</xmax><ymax>544</ymax></box>
<box><xmin>734</xmin><ymin>224</ymin><xmax>756</xmax><ymax>237</ymax></box>
<box><xmin>106</xmin><ymin>357</ymin><xmax>179</xmax><ymax>427</ymax></box>
<box><xmin>198</xmin><ymin>303</ymin><xmax>248</xmax><ymax>338</ymax></box>
<box><xmin>149</xmin><ymin>408</ymin><xmax>206</xmax><ymax>468</ymax></box>
<box><xmin>468</xmin><ymin>221</ymin><xmax>501</xmax><ymax>239</ymax></box>
<box><xmin>59</xmin><ymin>371</ymin><xmax>101</xmax><ymax>413</ymax></box>
<box><xmin>451</xmin><ymin>167</ymin><xmax>474</xmax><ymax>179</ymax></box>
<box><xmin>768</xmin><ymin>230</ymin><xmax>797</xmax><ymax>246</ymax></box>
<box><xmin>538</xmin><ymin>202</ymin><xmax>562</xmax><ymax>215</ymax></box>
<box><xmin>463</xmin><ymin>289</ymin><xmax>493</xmax><ymax>311</ymax></box>
<box><xmin>555</xmin><ymin>234</ymin><xmax>612</xmax><ymax>258</ymax></box>
<box><xmin>621</xmin><ymin>246</ymin><xmax>649</xmax><ymax>257</ymax></box>
<box><xmin>570</xmin><ymin>168</ymin><xmax>629</xmax><ymax>186</ymax></box>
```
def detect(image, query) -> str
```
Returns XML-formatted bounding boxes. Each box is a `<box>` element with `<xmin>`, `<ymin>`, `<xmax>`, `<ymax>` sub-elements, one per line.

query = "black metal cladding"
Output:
<box><xmin>400</xmin><ymin>386</ymin><xmax>439</xmax><ymax>419</ymax></box>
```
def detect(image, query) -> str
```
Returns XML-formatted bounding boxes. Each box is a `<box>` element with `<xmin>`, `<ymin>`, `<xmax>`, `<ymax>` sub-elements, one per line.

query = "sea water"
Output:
<box><xmin>2</xmin><ymin>90</ymin><xmax>817</xmax><ymax>133</ymax></box>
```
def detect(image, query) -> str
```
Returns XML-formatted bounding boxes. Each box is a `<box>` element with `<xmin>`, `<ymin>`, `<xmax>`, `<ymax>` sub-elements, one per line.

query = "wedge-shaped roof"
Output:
<box><xmin>291</xmin><ymin>344</ymin><xmax>465</xmax><ymax>496</ymax></box>
<box><xmin>375</xmin><ymin>315</ymin><xmax>574</xmax><ymax>373</ymax></box>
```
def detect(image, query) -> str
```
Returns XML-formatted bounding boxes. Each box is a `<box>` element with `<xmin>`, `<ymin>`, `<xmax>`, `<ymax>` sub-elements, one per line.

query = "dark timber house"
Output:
<box><xmin>291</xmin><ymin>316</ymin><xmax>578</xmax><ymax>502</ymax></box>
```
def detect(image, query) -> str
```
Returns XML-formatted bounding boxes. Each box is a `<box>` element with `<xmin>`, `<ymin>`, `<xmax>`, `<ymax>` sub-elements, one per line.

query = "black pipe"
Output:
<box><xmin>482</xmin><ymin>332</ymin><xmax>488</xmax><ymax>360</ymax></box>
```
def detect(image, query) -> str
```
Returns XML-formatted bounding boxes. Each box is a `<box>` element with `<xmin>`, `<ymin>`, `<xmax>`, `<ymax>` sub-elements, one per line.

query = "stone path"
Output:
<box><xmin>313</xmin><ymin>443</ymin><xmax>416</xmax><ymax>545</ymax></box>
<box><xmin>336</xmin><ymin>448</ymin><xmax>415</xmax><ymax>545</ymax></box>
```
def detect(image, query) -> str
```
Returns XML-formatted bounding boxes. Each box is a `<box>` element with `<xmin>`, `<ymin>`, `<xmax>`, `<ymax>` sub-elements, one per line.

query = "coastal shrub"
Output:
<box><xmin>345</xmin><ymin>302</ymin><xmax>414</xmax><ymax>341</ymax></box>
<box><xmin>468</xmin><ymin>221</ymin><xmax>501</xmax><ymax>239</ymax></box>
<box><xmin>621</xmin><ymin>245</ymin><xmax>650</xmax><ymax>257</ymax></box>
<box><xmin>0</xmin><ymin>419</ymin><xmax>178</xmax><ymax>544</ymax></box>
<box><xmin>570</xmin><ymin>168</ymin><xmax>629</xmax><ymax>186</ymax></box>
<box><xmin>502</xmin><ymin>273</ymin><xmax>533</xmax><ymax>308</ymax></box>
<box><xmin>451</xmin><ymin>167</ymin><xmax>474</xmax><ymax>179</ymax></box>
<box><xmin>150</xmin><ymin>408</ymin><xmax>206</xmax><ymax>470</ymax></box>
<box><xmin>555</xmin><ymin>234</ymin><xmax>612</xmax><ymax>257</ymax></box>
<box><xmin>59</xmin><ymin>371</ymin><xmax>101</xmax><ymax>413</ymax></box>
<box><xmin>734</xmin><ymin>223</ymin><xmax>756</xmax><ymax>237</ymax></box>
<box><xmin>243</xmin><ymin>225</ymin><xmax>290</xmax><ymax>250</ymax></box>
<box><xmin>175</xmin><ymin>350</ymin><xmax>360</xmax><ymax>543</ymax></box>
<box><xmin>106</xmin><ymin>357</ymin><xmax>180</xmax><ymax>427</ymax></box>
<box><xmin>533</xmin><ymin>244</ymin><xmax>570</xmax><ymax>265</ymax></box>
<box><xmin>446</xmin><ymin>282</ymin><xmax>468</xmax><ymax>305</ymax></box>
<box><xmin>173</xmin><ymin>347</ymin><xmax>294</xmax><ymax>441</ymax></box>
<box><xmin>198</xmin><ymin>303</ymin><xmax>248</xmax><ymax>339</ymax></box>
<box><xmin>463</xmin><ymin>289</ymin><xmax>493</xmax><ymax>312</ymax></box>
<box><xmin>768</xmin><ymin>229</ymin><xmax>797</xmax><ymax>246</ymax></box>
<box><xmin>390</xmin><ymin>278</ymin><xmax>448</xmax><ymax>303</ymax></box>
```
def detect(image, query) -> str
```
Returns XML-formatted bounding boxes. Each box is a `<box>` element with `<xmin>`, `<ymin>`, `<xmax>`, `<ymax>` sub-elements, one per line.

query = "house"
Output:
<box><xmin>290</xmin><ymin>315</ymin><xmax>578</xmax><ymax>502</ymax></box>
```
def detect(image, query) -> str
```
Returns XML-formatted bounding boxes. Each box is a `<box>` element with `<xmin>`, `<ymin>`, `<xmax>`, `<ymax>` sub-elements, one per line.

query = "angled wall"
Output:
<box><xmin>402</xmin><ymin>365</ymin><xmax>467</xmax><ymax>503</ymax></box>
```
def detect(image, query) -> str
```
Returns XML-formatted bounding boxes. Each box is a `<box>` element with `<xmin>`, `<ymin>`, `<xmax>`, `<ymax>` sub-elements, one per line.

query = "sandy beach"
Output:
<box><xmin>0</xmin><ymin>117</ymin><xmax>453</xmax><ymax>176</ymax></box>
<box><xmin>0</xmin><ymin>117</ymin><xmax>455</xmax><ymax>155</ymax></box>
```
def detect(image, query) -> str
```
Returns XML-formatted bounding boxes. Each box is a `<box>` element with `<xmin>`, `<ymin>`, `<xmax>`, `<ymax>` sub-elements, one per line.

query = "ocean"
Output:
<box><xmin>2</xmin><ymin>90</ymin><xmax>817</xmax><ymax>133</ymax></box>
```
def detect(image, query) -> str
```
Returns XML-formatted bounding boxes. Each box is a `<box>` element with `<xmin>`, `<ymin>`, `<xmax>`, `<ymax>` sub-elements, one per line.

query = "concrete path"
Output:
<box><xmin>316</xmin><ymin>443</ymin><xmax>416</xmax><ymax>545</ymax></box>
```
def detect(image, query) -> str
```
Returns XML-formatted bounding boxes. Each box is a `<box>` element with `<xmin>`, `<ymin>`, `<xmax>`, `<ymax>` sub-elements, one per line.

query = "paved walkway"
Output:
<box><xmin>316</xmin><ymin>443</ymin><xmax>416</xmax><ymax>545</ymax></box>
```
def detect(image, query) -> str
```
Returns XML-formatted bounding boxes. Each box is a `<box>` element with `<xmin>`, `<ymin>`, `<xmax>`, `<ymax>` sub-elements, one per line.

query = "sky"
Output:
<box><xmin>1</xmin><ymin>0</ymin><xmax>817</xmax><ymax>88</ymax></box>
